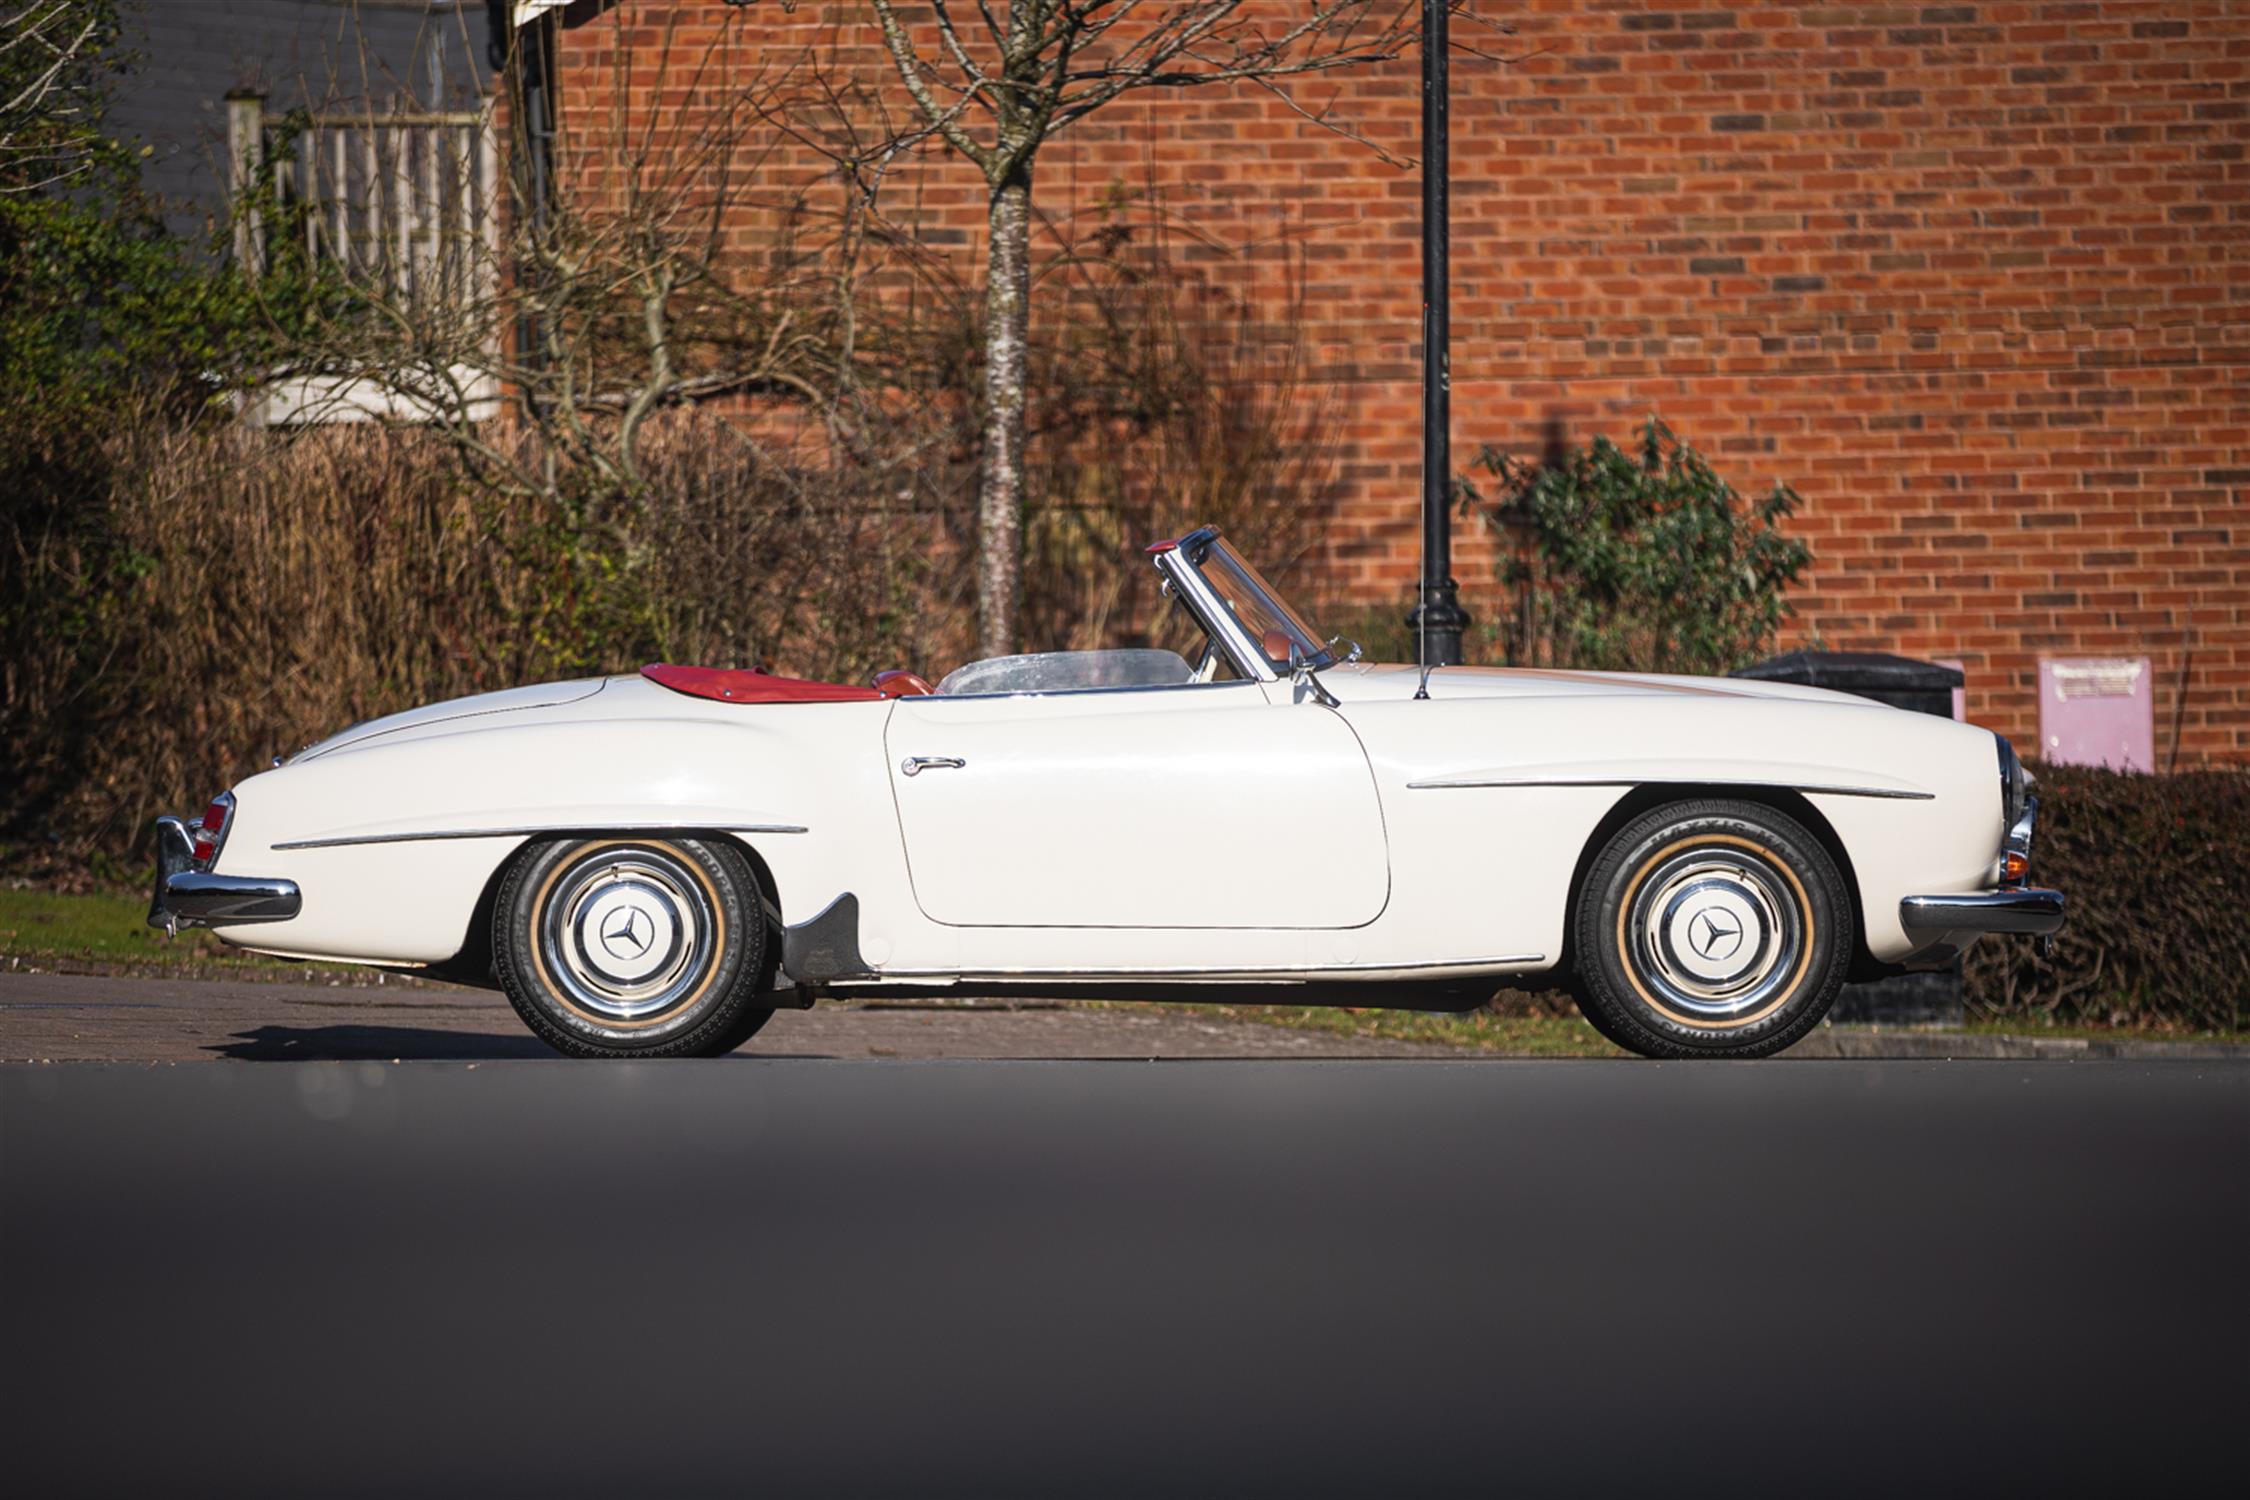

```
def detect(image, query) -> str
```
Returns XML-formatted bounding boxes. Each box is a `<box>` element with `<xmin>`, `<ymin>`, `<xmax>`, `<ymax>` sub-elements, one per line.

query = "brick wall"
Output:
<box><xmin>551</xmin><ymin>1</ymin><xmax>2248</xmax><ymax>761</ymax></box>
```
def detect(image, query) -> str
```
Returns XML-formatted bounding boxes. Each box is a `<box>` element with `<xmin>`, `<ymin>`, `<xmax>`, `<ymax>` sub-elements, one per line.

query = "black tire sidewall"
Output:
<box><xmin>1576</xmin><ymin>800</ymin><xmax>1852</xmax><ymax>1058</ymax></box>
<box><xmin>706</xmin><ymin>998</ymin><xmax>777</xmax><ymax>1056</ymax></box>
<box><xmin>494</xmin><ymin>836</ymin><xmax>767</xmax><ymax>1057</ymax></box>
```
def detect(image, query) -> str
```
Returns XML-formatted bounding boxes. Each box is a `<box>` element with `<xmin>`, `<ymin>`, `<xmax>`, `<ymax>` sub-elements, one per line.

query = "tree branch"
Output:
<box><xmin>867</xmin><ymin>0</ymin><xmax>1000</xmax><ymax>173</ymax></box>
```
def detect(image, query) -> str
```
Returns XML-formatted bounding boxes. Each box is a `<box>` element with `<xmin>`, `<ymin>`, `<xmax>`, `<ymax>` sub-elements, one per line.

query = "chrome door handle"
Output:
<box><xmin>900</xmin><ymin>755</ymin><xmax>966</xmax><ymax>777</ymax></box>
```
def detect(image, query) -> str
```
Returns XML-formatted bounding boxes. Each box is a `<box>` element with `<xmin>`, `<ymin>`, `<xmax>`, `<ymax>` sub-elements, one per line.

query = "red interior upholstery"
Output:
<box><xmin>641</xmin><ymin>663</ymin><xmax>882</xmax><ymax>704</ymax></box>
<box><xmin>873</xmin><ymin>669</ymin><xmax>934</xmax><ymax>698</ymax></box>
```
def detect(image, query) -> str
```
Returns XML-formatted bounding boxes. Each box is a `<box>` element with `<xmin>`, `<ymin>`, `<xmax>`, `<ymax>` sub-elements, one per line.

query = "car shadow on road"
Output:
<box><xmin>208</xmin><ymin>1024</ymin><xmax>556</xmax><ymax>1061</ymax></box>
<box><xmin>205</xmin><ymin>1024</ymin><xmax>841</xmax><ymax>1061</ymax></box>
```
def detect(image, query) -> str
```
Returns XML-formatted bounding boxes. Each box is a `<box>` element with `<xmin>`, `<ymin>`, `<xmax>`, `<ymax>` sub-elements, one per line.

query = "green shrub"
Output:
<box><xmin>1469</xmin><ymin>418</ymin><xmax>1812</xmax><ymax>675</ymax></box>
<box><xmin>1965</xmin><ymin>762</ymin><xmax>2249</xmax><ymax>1034</ymax></box>
<box><xmin>0</xmin><ymin>415</ymin><xmax>946</xmax><ymax>873</ymax></box>
<box><xmin>0</xmin><ymin>0</ymin><xmax>298</xmax><ymax>427</ymax></box>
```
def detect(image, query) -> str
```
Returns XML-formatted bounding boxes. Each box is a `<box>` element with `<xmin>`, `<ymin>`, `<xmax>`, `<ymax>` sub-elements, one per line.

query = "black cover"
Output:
<box><xmin>1736</xmin><ymin>650</ymin><xmax>1963</xmax><ymax>720</ymax></box>
<box><xmin>1735</xmin><ymin>649</ymin><xmax>1964</xmax><ymax>693</ymax></box>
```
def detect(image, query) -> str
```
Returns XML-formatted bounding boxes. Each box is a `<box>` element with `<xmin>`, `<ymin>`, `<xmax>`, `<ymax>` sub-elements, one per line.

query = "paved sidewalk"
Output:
<box><xmin>0</xmin><ymin>969</ymin><xmax>1460</xmax><ymax>1062</ymax></box>
<box><xmin>4</xmin><ymin>968</ymin><xmax>2239</xmax><ymax>1063</ymax></box>
<box><xmin>1786</xmin><ymin>1026</ymin><xmax>2249</xmax><ymax>1062</ymax></box>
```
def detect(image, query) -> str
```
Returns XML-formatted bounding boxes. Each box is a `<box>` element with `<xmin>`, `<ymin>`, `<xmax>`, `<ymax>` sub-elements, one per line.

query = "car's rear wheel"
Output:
<box><xmin>493</xmin><ymin>836</ymin><xmax>773</xmax><ymax>1059</ymax></box>
<box><xmin>1572</xmin><ymin>799</ymin><xmax>1852</xmax><ymax>1060</ymax></box>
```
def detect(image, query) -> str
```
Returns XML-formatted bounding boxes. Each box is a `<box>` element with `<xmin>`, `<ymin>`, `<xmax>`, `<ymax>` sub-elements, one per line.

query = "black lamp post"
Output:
<box><xmin>1405</xmin><ymin>0</ymin><xmax>1469</xmax><ymax>669</ymax></box>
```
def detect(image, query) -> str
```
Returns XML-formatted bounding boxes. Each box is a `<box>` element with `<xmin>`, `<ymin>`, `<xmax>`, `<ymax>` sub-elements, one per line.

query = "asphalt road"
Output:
<box><xmin>5</xmin><ymin>1056</ymin><xmax>2244</xmax><ymax>1496</ymax></box>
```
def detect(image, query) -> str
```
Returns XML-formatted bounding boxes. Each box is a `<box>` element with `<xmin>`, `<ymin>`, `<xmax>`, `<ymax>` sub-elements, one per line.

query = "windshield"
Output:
<box><xmin>1188</xmin><ymin>535</ymin><xmax>1331</xmax><ymax>672</ymax></box>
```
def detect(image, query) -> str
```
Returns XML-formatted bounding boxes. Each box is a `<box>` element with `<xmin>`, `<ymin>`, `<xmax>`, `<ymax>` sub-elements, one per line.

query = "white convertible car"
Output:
<box><xmin>151</xmin><ymin>527</ymin><xmax>2062</xmax><ymax>1059</ymax></box>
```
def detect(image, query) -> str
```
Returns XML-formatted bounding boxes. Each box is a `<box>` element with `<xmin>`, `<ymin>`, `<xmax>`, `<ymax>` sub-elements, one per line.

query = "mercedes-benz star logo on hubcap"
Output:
<box><xmin>601</xmin><ymin>907</ymin><xmax>653</xmax><ymax>959</ymax></box>
<box><xmin>1689</xmin><ymin>908</ymin><xmax>1744</xmax><ymax>962</ymax></box>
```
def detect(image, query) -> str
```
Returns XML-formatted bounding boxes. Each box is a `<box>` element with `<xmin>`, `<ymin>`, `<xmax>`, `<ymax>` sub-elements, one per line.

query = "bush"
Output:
<box><xmin>1469</xmin><ymin>419</ymin><xmax>1812</xmax><ymax>675</ymax></box>
<box><xmin>1964</xmin><ymin>762</ymin><xmax>2249</xmax><ymax>1034</ymax></box>
<box><xmin>0</xmin><ymin>414</ymin><xmax>942</xmax><ymax>875</ymax></box>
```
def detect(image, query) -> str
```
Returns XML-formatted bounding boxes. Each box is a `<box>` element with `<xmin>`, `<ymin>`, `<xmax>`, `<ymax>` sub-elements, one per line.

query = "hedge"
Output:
<box><xmin>1963</xmin><ymin>762</ymin><xmax>2248</xmax><ymax>1034</ymax></box>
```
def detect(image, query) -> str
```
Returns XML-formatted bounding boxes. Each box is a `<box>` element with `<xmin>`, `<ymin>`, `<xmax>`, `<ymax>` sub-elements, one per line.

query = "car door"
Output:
<box><xmin>884</xmin><ymin>681</ymin><xmax>1389</xmax><ymax>928</ymax></box>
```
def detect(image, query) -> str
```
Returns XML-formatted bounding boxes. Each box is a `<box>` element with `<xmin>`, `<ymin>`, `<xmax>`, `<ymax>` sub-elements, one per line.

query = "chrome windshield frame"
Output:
<box><xmin>1154</xmin><ymin>534</ymin><xmax>1274</xmax><ymax>683</ymax></box>
<box><xmin>1150</xmin><ymin>527</ymin><xmax>1329</xmax><ymax>684</ymax></box>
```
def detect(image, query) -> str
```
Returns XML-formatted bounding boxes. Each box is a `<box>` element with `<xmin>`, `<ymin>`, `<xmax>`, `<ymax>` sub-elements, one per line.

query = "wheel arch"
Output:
<box><xmin>432</xmin><ymin>828</ymin><xmax>788</xmax><ymax>990</ymax></box>
<box><xmin>1558</xmin><ymin>783</ymin><xmax>1872</xmax><ymax>979</ymax></box>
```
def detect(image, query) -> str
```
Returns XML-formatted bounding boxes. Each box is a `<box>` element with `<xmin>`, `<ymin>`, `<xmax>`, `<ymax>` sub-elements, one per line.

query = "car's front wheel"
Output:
<box><xmin>493</xmin><ymin>836</ymin><xmax>774</xmax><ymax>1059</ymax></box>
<box><xmin>1572</xmin><ymin>799</ymin><xmax>1852</xmax><ymax>1059</ymax></box>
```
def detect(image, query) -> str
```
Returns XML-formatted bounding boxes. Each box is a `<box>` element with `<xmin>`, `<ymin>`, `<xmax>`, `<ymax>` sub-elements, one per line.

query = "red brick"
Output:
<box><xmin>550</xmin><ymin>0</ymin><xmax>2250</xmax><ymax>760</ymax></box>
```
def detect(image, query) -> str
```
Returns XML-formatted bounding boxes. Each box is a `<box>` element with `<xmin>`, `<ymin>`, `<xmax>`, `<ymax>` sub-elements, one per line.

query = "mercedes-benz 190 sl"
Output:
<box><xmin>149</xmin><ymin>527</ymin><xmax>2063</xmax><ymax>1059</ymax></box>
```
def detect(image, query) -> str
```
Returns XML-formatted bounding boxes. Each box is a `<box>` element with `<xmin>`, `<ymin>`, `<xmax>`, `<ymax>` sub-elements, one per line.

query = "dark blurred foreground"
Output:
<box><xmin>4</xmin><ymin>1059</ymin><xmax>2244</xmax><ymax>1496</ymax></box>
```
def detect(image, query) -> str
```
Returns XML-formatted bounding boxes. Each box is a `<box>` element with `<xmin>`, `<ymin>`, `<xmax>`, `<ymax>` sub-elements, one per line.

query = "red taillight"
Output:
<box><xmin>193</xmin><ymin>797</ymin><xmax>230</xmax><ymax>865</ymax></box>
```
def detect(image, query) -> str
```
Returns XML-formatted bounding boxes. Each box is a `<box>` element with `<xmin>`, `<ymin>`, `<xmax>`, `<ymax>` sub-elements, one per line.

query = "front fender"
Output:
<box><xmin>1348</xmin><ymin>692</ymin><xmax>2004</xmax><ymax>968</ymax></box>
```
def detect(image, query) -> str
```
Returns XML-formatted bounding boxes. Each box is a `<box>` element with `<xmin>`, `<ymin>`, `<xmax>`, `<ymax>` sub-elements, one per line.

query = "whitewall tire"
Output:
<box><xmin>493</xmin><ymin>836</ymin><xmax>773</xmax><ymax>1059</ymax></box>
<box><xmin>1572</xmin><ymin>800</ymin><xmax>1852</xmax><ymax>1059</ymax></box>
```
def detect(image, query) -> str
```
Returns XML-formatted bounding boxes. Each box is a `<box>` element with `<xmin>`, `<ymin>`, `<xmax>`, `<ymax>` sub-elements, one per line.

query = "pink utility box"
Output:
<box><xmin>2038</xmin><ymin>657</ymin><xmax>2154</xmax><ymax>773</ymax></box>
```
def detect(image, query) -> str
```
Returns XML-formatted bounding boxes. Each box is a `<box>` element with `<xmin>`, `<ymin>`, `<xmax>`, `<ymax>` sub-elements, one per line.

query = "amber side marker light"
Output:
<box><xmin>2001</xmin><ymin>850</ymin><xmax>2030</xmax><ymax>885</ymax></box>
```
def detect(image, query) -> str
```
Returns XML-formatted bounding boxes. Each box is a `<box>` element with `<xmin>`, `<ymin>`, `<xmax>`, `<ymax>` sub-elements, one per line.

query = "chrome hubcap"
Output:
<box><xmin>1663</xmin><ymin>881</ymin><xmax>1762</xmax><ymax>986</ymax></box>
<box><xmin>543</xmin><ymin>849</ymin><xmax>714</xmax><ymax>1024</ymax></box>
<box><xmin>1631</xmin><ymin>849</ymin><xmax>1801</xmax><ymax>1022</ymax></box>
<box><xmin>575</xmin><ymin>879</ymin><xmax>681</xmax><ymax>987</ymax></box>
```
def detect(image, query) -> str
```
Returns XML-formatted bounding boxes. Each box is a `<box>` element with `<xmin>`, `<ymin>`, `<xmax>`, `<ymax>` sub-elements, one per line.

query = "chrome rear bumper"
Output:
<box><xmin>147</xmin><ymin>815</ymin><xmax>301</xmax><ymax>936</ymax></box>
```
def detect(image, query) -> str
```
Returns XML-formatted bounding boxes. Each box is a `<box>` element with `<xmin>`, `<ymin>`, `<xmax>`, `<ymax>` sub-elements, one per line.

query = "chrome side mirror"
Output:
<box><xmin>1287</xmin><ymin>642</ymin><xmax>1339</xmax><ymax>708</ymax></box>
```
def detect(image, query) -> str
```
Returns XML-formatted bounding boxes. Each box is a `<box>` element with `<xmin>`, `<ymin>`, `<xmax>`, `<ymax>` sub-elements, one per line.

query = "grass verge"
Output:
<box><xmin>1136</xmin><ymin>1001</ymin><xmax>1624</xmax><ymax>1058</ymax></box>
<box><xmin>0</xmin><ymin>884</ymin><xmax>363</xmax><ymax>981</ymax></box>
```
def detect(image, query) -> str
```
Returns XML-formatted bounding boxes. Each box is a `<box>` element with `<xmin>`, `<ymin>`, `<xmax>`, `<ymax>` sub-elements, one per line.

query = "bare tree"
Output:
<box><xmin>252</xmin><ymin>12</ymin><xmax>875</xmax><ymax>521</ymax></box>
<box><xmin>859</xmin><ymin>1</ymin><xmax>1446</xmax><ymax>657</ymax></box>
<box><xmin>0</xmin><ymin>0</ymin><xmax>118</xmax><ymax>193</ymax></box>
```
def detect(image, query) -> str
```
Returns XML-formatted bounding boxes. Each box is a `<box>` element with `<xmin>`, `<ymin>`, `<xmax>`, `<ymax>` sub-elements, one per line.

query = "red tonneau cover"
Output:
<box><xmin>641</xmin><ymin>663</ymin><xmax>881</xmax><ymax>704</ymax></box>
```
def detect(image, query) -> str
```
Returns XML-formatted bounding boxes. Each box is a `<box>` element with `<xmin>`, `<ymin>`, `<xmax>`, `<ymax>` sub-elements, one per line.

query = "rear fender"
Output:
<box><xmin>211</xmin><ymin>707</ymin><xmax>899</xmax><ymax>966</ymax></box>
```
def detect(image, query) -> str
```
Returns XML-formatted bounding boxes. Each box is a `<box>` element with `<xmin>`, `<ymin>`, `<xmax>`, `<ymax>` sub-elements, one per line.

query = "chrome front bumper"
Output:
<box><xmin>1896</xmin><ymin>788</ymin><xmax>2064</xmax><ymax>959</ymax></box>
<box><xmin>147</xmin><ymin>815</ymin><xmax>301</xmax><ymax>936</ymax></box>
<box><xmin>1899</xmin><ymin>886</ymin><xmax>2066</xmax><ymax>942</ymax></box>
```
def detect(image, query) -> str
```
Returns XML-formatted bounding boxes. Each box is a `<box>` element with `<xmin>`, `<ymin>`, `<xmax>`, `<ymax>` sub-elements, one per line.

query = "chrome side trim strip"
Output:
<box><xmin>873</xmin><ymin>953</ymin><xmax>1547</xmax><ymax>980</ymax></box>
<box><xmin>934</xmin><ymin>677</ymin><xmax>1253</xmax><ymax>705</ymax></box>
<box><xmin>1405</xmin><ymin>776</ymin><xmax>1934</xmax><ymax>800</ymax></box>
<box><xmin>272</xmin><ymin>822</ymin><xmax>810</xmax><ymax>851</ymax></box>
